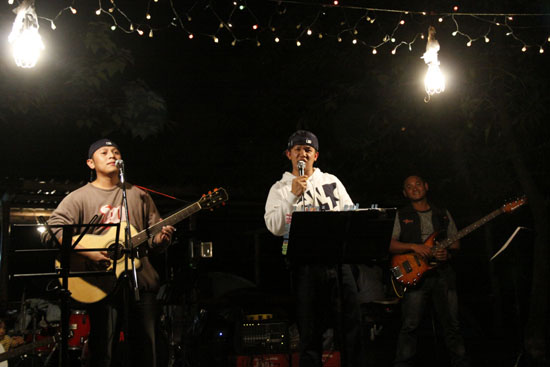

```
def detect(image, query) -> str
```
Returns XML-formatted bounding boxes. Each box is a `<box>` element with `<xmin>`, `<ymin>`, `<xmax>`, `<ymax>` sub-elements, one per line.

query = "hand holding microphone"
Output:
<box><xmin>291</xmin><ymin>160</ymin><xmax>308</xmax><ymax>197</ymax></box>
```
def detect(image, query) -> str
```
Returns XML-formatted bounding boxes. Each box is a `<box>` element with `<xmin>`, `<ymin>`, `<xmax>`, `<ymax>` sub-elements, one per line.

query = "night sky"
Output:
<box><xmin>1</xmin><ymin>1</ymin><xmax>549</xmax><ymax>365</ymax></box>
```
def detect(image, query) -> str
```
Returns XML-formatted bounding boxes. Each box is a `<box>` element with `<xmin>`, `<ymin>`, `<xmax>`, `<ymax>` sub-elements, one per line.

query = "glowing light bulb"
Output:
<box><xmin>484</xmin><ymin>36</ymin><xmax>490</xmax><ymax>43</ymax></box>
<box><xmin>275</xmin><ymin>37</ymin><xmax>280</xmax><ymax>43</ymax></box>
<box><xmin>352</xmin><ymin>39</ymin><xmax>357</xmax><ymax>44</ymax></box>
<box><xmin>213</xmin><ymin>36</ymin><xmax>219</xmax><ymax>43</ymax></box>
<box><xmin>252</xmin><ymin>24</ymin><xmax>258</xmax><ymax>30</ymax></box>
<box><xmin>96</xmin><ymin>9</ymin><xmax>101</xmax><ymax>15</ymax></box>
<box><xmin>318</xmin><ymin>33</ymin><xmax>323</xmax><ymax>39</ymax></box>
<box><xmin>307</xmin><ymin>29</ymin><xmax>312</xmax><ymax>35</ymax></box>
<box><xmin>372</xmin><ymin>48</ymin><xmax>377</xmax><ymax>54</ymax></box>
<box><xmin>146</xmin><ymin>13</ymin><xmax>151</xmax><ymax>20</ymax></box>
<box><xmin>8</xmin><ymin>3</ymin><xmax>45</xmax><ymax>68</ymax></box>
<box><xmin>188</xmin><ymin>34</ymin><xmax>194</xmax><ymax>39</ymax></box>
<box><xmin>466</xmin><ymin>40</ymin><xmax>472</xmax><ymax>47</ymax></box>
<box><xmin>400</xmin><ymin>20</ymin><xmax>405</xmax><ymax>25</ymax></box>
<box><xmin>539</xmin><ymin>47</ymin><xmax>544</xmax><ymax>54</ymax></box>
<box><xmin>296</xmin><ymin>40</ymin><xmax>301</xmax><ymax>46</ymax></box>
<box><xmin>438</xmin><ymin>17</ymin><xmax>443</xmax><ymax>22</ymax></box>
<box><xmin>422</xmin><ymin>26</ymin><xmax>445</xmax><ymax>98</ymax></box>
<box><xmin>521</xmin><ymin>46</ymin><xmax>527</xmax><ymax>52</ymax></box>
<box><xmin>149</xmin><ymin>29</ymin><xmax>153</xmax><ymax>38</ymax></box>
<box><xmin>111</xmin><ymin>25</ymin><xmax>116</xmax><ymax>31</ymax></box>
<box><xmin>137</xmin><ymin>29</ymin><xmax>144</xmax><ymax>36</ymax></box>
<box><xmin>70</xmin><ymin>7</ymin><xmax>77</xmax><ymax>14</ymax></box>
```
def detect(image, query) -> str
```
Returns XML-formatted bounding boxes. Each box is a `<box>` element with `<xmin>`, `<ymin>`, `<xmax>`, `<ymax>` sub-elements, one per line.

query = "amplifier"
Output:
<box><xmin>235</xmin><ymin>351</ymin><xmax>340</xmax><ymax>367</ymax></box>
<box><xmin>236</xmin><ymin>320</ymin><xmax>289</xmax><ymax>354</ymax></box>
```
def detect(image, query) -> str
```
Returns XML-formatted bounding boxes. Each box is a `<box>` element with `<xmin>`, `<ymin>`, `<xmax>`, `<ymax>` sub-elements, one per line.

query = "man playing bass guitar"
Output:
<box><xmin>389</xmin><ymin>175</ymin><xmax>469</xmax><ymax>367</ymax></box>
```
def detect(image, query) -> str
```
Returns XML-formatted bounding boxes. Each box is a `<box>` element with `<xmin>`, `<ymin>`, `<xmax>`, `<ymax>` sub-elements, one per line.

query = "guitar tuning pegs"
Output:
<box><xmin>214</xmin><ymin>188</ymin><xmax>218</xmax><ymax>192</ymax></box>
<box><xmin>208</xmin><ymin>191</ymin><xmax>212</xmax><ymax>195</ymax></box>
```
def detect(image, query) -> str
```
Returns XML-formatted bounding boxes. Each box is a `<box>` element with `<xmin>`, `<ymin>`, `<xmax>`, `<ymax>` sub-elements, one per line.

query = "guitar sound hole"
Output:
<box><xmin>107</xmin><ymin>243</ymin><xmax>125</xmax><ymax>261</ymax></box>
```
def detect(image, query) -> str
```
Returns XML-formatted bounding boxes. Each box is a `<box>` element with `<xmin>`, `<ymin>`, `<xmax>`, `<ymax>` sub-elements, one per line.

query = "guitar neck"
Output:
<box><xmin>131</xmin><ymin>202</ymin><xmax>202</xmax><ymax>247</ymax></box>
<box><xmin>439</xmin><ymin>207</ymin><xmax>504</xmax><ymax>248</ymax></box>
<box><xmin>0</xmin><ymin>336</ymin><xmax>55</xmax><ymax>362</ymax></box>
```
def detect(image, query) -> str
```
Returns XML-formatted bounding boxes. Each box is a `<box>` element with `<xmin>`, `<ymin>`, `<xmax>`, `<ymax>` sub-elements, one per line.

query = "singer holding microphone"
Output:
<box><xmin>42</xmin><ymin>138</ymin><xmax>174</xmax><ymax>367</ymax></box>
<box><xmin>264</xmin><ymin>130</ymin><xmax>364</xmax><ymax>367</ymax></box>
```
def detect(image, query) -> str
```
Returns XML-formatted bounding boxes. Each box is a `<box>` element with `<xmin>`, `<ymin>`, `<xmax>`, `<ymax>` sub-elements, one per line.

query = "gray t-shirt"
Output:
<box><xmin>45</xmin><ymin>182</ymin><xmax>164</xmax><ymax>291</ymax></box>
<box><xmin>391</xmin><ymin>209</ymin><xmax>458</xmax><ymax>242</ymax></box>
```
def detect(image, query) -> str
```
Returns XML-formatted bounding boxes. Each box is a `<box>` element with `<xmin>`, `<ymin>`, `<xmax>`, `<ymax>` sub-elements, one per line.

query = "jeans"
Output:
<box><xmin>394</xmin><ymin>268</ymin><xmax>469</xmax><ymax>367</ymax></box>
<box><xmin>88</xmin><ymin>289</ymin><xmax>158</xmax><ymax>367</ymax></box>
<box><xmin>293</xmin><ymin>264</ymin><xmax>364</xmax><ymax>367</ymax></box>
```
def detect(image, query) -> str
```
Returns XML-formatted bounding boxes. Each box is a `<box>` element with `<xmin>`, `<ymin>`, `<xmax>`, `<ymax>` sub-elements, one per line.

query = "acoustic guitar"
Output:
<box><xmin>55</xmin><ymin>188</ymin><xmax>228</xmax><ymax>304</ymax></box>
<box><xmin>390</xmin><ymin>197</ymin><xmax>526</xmax><ymax>288</ymax></box>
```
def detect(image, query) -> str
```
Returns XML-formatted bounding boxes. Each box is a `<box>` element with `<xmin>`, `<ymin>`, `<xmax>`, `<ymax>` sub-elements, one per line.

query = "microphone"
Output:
<box><xmin>115</xmin><ymin>160</ymin><xmax>124</xmax><ymax>168</ymax></box>
<box><xmin>297</xmin><ymin>160</ymin><xmax>305</xmax><ymax>176</ymax></box>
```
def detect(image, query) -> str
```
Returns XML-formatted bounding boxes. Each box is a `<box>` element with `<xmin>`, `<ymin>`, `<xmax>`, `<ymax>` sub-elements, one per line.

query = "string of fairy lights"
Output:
<box><xmin>7</xmin><ymin>0</ymin><xmax>550</xmax><ymax>100</ymax></box>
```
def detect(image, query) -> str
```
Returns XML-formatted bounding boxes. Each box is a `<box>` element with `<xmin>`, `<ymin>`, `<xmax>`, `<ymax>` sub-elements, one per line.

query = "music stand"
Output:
<box><xmin>287</xmin><ymin>208</ymin><xmax>394</xmax><ymax>264</ymax></box>
<box><xmin>287</xmin><ymin>208</ymin><xmax>395</xmax><ymax>367</ymax></box>
<box><xmin>9</xmin><ymin>222</ymin><xmax>121</xmax><ymax>367</ymax></box>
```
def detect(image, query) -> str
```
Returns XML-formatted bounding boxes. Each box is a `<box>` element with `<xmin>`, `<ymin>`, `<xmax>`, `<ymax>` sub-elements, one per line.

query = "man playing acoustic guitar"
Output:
<box><xmin>43</xmin><ymin>138</ymin><xmax>174</xmax><ymax>367</ymax></box>
<box><xmin>389</xmin><ymin>175</ymin><xmax>469</xmax><ymax>367</ymax></box>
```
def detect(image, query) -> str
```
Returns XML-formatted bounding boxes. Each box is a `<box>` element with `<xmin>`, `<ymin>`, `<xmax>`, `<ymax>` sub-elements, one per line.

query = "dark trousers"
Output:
<box><xmin>87</xmin><ymin>290</ymin><xmax>158</xmax><ymax>367</ymax></box>
<box><xmin>394</xmin><ymin>269</ymin><xmax>469</xmax><ymax>367</ymax></box>
<box><xmin>293</xmin><ymin>264</ymin><xmax>364</xmax><ymax>367</ymax></box>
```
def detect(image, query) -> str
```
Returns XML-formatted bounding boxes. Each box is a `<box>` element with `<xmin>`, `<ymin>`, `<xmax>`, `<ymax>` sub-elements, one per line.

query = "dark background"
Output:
<box><xmin>0</xmin><ymin>1</ymin><xmax>548</xmax><ymax>366</ymax></box>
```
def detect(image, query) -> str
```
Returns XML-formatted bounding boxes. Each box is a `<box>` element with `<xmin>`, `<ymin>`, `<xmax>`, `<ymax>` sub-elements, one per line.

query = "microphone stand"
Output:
<box><xmin>118</xmin><ymin>161</ymin><xmax>139</xmax><ymax>367</ymax></box>
<box><xmin>118</xmin><ymin>161</ymin><xmax>140</xmax><ymax>302</ymax></box>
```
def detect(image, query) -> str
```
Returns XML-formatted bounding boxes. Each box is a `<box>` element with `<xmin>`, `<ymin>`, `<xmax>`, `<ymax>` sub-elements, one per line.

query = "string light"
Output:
<box><xmin>7</xmin><ymin>0</ymin><xmax>550</xmax><ymax>61</ymax></box>
<box><xmin>422</xmin><ymin>26</ymin><xmax>445</xmax><ymax>102</ymax></box>
<box><xmin>8</xmin><ymin>0</ymin><xmax>45</xmax><ymax>68</ymax></box>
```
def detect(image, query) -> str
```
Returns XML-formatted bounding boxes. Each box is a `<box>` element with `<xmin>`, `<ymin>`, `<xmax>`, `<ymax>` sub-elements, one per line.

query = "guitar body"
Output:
<box><xmin>390</xmin><ymin>232</ymin><xmax>438</xmax><ymax>286</ymax></box>
<box><xmin>55</xmin><ymin>223</ymin><xmax>141</xmax><ymax>304</ymax></box>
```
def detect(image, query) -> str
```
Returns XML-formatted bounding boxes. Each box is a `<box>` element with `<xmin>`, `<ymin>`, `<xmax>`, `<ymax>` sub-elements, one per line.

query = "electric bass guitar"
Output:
<box><xmin>390</xmin><ymin>197</ymin><xmax>526</xmax><ymax>288</ymax></box>
<box><xmin>55</xmin><ymin>188</ymin><xmax>228</xmax><ymax>304</ymax></box>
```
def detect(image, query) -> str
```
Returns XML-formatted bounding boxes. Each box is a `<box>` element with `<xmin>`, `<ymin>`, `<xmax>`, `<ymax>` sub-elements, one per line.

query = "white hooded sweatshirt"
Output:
<box><xmin>264</xmin><ymin>167</ymin><xmax>353</xmax><ymax>236</ymax></box>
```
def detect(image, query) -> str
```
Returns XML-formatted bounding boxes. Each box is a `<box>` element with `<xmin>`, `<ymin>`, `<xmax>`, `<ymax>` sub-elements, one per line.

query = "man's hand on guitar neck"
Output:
<box><xmin>153</xmin><ymin>225</ymin><xmax>175</xmax><ymax>247</ymax></box>
<box><xmin>433</xmin><ymin>247</ymin><xmax>451</xmax><ymax>261</ymax></box>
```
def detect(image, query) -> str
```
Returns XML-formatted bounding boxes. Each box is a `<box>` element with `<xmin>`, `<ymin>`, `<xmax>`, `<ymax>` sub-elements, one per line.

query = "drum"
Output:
<box><xmin>25</xmin><ymin>327</ymin><xmax>56</xmax><ymax>354</ymax></box>
<box><xmin>68</xmin><ymin>310</ymin><xmax>90</xmax><ymax>350</ymax></box>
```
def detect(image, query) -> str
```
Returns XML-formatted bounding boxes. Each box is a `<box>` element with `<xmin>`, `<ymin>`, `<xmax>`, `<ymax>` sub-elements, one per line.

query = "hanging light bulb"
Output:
<box><xmin>8</xmin><ymin>0</ymin><xmax>45</xmax><ymax>68</ymax></box>
<box><xmin>422</xmin><ymin>26</ymin><xmax>445</xmax><ymax>100</ymax></box>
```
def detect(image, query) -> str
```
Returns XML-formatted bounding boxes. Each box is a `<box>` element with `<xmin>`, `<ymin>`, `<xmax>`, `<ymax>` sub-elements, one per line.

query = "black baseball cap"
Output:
<box><xmin>88</xmin><ymin>138</ymin><xmax>120</xmax><ymax>158</ymax></box>
<box><xmin>287</xmin><ymin>130</ymin><xmax>319</xmax><ymax>151</ymax></box>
